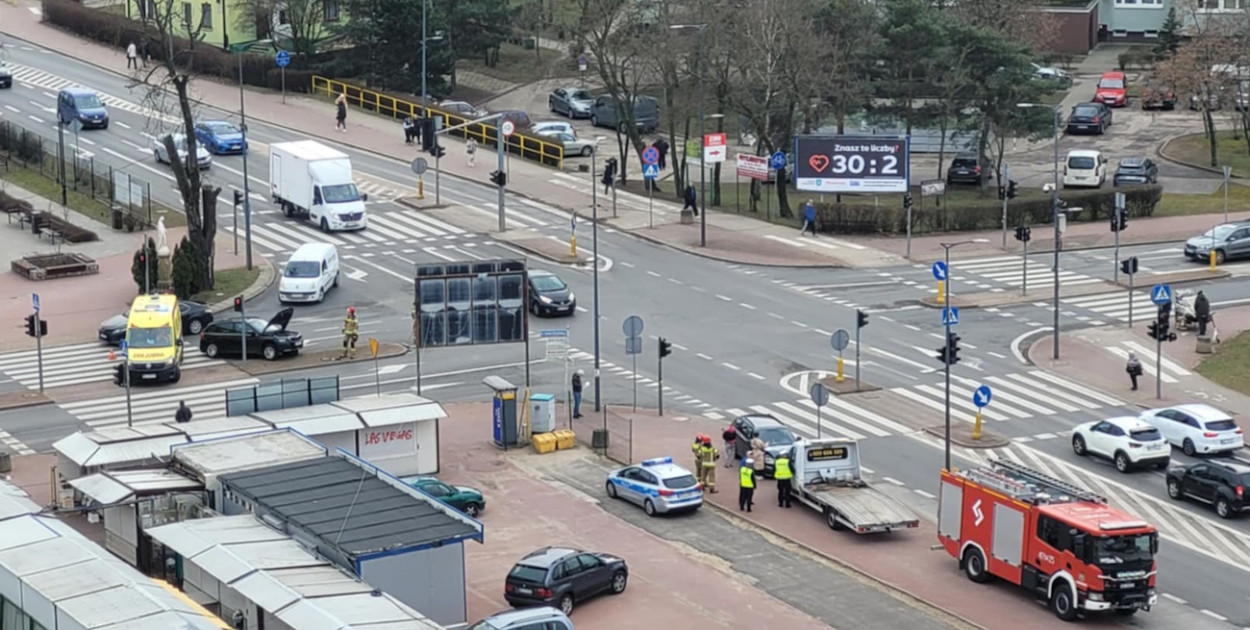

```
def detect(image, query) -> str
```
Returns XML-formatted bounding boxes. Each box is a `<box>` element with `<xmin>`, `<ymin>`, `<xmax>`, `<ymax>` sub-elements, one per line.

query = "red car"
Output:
<box><xmin>1096</xmin><ymin>71</ymin><xmax>1129</xmax><ymax>107</ymax></box>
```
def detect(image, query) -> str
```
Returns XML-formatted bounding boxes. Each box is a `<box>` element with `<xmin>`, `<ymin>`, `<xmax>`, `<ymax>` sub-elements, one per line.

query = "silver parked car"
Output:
<box><xmin>537</xmin><ymin>131</ymin><xmax>596</xmax><ymax>157</ymax></box>
<box><xmin>1184</xmin><ymin>221</ymin><xmax>1250</xmax><ymax>264</ymax></box>
<box><xmin>531</xmin><ymin>121</ymin><xmax>577</xmax><ymax>137</ymax></box>
<box><xmin>549</xmin><ymin>86</ymin><xmax>594</xmax><ymax>118</ymax></box>
<box><xmin>151</xmin><ymin>133</ymin><xmax>211</xmax><ymax>169</ymax></box>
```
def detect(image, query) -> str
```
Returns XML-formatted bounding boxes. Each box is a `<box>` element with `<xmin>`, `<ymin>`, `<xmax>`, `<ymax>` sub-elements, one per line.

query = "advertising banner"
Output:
<box><xmin>794</xmin><ymin>136</ymin><xmax>909</xmax><ymax>193</ymax></box>
<box><xmin>736</xmin><ymin>154</ymin><xmax>769</xmax><ymax>180</ymax></box>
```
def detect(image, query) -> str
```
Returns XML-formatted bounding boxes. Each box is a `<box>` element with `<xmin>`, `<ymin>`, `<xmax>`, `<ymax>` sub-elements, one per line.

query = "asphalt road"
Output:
<box><xmin>3</xmin><ymin>41</ymin><xmax>1250</xmax><ymax>629</ymax></box>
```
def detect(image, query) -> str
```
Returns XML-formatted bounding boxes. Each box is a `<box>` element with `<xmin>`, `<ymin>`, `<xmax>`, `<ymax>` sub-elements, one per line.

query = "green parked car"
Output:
<box><xmin>405</xmin><ymin>476</ymin><xmax>486</xmax><ymax>517</ymax></box>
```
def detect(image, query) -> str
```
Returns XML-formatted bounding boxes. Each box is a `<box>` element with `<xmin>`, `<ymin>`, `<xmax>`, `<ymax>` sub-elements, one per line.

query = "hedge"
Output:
<box><xmin>41</xmin><ymin>0</ymin><xmax>312</xmax><ymax>92</ymax></box>
<box><xmin>814</xmin><ymin>185</ymin><xmax>1163</xmax><ymax>236</ymax></box>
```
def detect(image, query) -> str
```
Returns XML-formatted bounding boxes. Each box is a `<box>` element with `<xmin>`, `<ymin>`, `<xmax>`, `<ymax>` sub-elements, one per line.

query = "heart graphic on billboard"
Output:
<box><xmin>808</xmin><ymin>155</ymin><xmax>829</xmax><ymax>173</ymax></box>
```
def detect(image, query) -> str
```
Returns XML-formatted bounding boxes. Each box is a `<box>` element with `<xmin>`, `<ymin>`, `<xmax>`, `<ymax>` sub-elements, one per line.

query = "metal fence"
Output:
<box><xmin>0</xmin><ymin>119</ymin><xmax>155</xmax><ymax>227</ymax></box>
<box><xmin>576</xmin><ymin>404</ymin><xmax>633</xmax><ymax>465</ymax></box>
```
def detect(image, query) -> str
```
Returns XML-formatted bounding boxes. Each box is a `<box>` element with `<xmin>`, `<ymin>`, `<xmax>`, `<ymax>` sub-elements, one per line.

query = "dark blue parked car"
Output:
<box><xmin>57</xmin><ymin>87</ymin><xmax>108</xmax><ymax>129</ymax></box>
<box><xmin>194</xmin><ymin>120</ymin><xmax>248</xmax><ymax>155</ymax></box>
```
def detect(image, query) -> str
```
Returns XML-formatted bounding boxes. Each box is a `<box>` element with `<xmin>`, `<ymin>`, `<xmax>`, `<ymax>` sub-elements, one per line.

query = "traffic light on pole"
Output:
<box><xmin>857</xmin><ymin>309</ymin><xmax>868</xmax><ymax>329</ymax></box>
<box><xmin>1007</xmin><ymin>180</ymin><xmax>1018</xmax><ymax>200</ymax></box>
<box><xmin>935</xmin><ymin>343</ymin><xmax>950</xmax><ymax>365</ymax></box>
<box><xmin>233</xmin><ymin>190</ymin><xmax>243</xmax><ymax>207</ymax></box>
<box><xmin>233</xmin><ymin>296</ymin><xmax>244</xmax><ymax>312</ymax></box>
<box><xmin>1014</xmin><ymin>225</ymin><xmax>1032</xmax><ymax>242</ymax></box>
<box><xmin>903</xmin><ymin>193</ymin><xmax>913</xmax><ymax>211</ymax></box>
<box><xmin>113</xmin><ymin>363</ymin><xmax>125</xmax><ymax>386</ymax></box>
<box><xmin>1147</xmin><ymin>321</ymin><xmax>1159</xmax><ymax>340</ymax></box>
<box><xmin>490</xmin><ymin>170</ymin><xmax>507</xmax><ymax>187</ymax></box>
<box><xmin>659</xmin><ymin>337</ymin><xmax>672</xmax><ymax>358</ymax></box>
<box><xmin>1120</xmin><ymin>256</ymin><xmax>1138</xmax><ymax>275</ymax></box>
<box><xmin>947</xmin><ymin>332</ymin><xmax>962</xmax><ymax>365</ymax></box>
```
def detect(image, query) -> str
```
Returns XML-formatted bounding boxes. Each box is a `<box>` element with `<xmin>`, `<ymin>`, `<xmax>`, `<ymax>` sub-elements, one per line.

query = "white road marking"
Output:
<box><xmin>913</xmin><ymin>489</ymin><xmax>936</xmax><ymax>499</ymax></box>
<box><xmin>739</xmin><ymin>303</ymin><xmax>756</xmax><ymax>310</ymax></box>
<box><xmin>646</xmin><ymin>270</ymin><xmax>661</xmax><ymax>277</ymax></box>
<box><xmin>715</xmin><ymin>294</ymin><xmax>733</xmax><ymax>302</ymax></box>
<box><xmin>747</xmin><ymin>372</ymin><xmax>765</xmax><ymax>380</ymax></box>
<box><xmin>721</xmin><ymin>363</ymin><xmax>740</xmax><ymax>371</ymax></box>
<box><xmin>696</xmin><ymin>353</ymin><xmax>713</xmax><ymax>361</ymax></box>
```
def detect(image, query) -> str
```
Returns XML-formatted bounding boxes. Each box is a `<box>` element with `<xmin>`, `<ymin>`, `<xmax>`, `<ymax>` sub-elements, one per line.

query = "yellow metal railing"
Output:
<box><xmin>311</xmin><ymin>76</ymin><xmax>565</xmax><ymax>169</ymax></box>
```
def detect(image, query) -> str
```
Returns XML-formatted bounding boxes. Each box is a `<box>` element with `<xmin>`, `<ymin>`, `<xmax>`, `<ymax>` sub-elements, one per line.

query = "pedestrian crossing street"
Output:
<box><xmin>60</xmin><ymin>378</ymin><xmax>259</xmax><ymax>430</ymax></box>
<box><xmin>1100</xmin><ymin>339</ymin><xmax>1192</xmax><ymax>384</ymax></box>
<box><xmin>912</xmin><ymin>432</ymin><xmax>1250</xmax><ymax>572</ymax></box>
<box><xmin>938</xmin><ymin>255</ymin><xmax>1104</xmax><ymax>293</ymax></box>
<box><xmin>1061</xmin><ymin>290</ymin><xmax>1159</xmax><ymax>325</ymax></box>
<box><xmin>0</xmin><ymin>342</ymin><xmax>217</xmax><ymax>390</ymax></box>
<box><xmin>707</xmin><ymin>370</ymin><xmax>1125</xmax><ymax>442</ymax></box>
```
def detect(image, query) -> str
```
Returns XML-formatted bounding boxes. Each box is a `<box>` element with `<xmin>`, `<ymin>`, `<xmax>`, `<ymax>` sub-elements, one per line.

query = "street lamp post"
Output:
<box><xmin>939</xmin><ymin>238</ymin><xmax>989</xmax><ymax>472</ymax></box>
<box><xmin>1019</xmin><ymin>103</ymin><xmax>1062</xmax><ymax>359</ymax></box>
<box><xmin>231</xmin><ymin>39</ymin><xmax>272</xmax><ymax>272</ymax></box>
<box><xmin>670</xmin><ymin>23</ymin><xmax>708</xmax><ymax>246</ymax></box>
<box><xmin>589</xmin><ymin>137</ymin><xmax>604</xmax><ymax>411</ymax></box>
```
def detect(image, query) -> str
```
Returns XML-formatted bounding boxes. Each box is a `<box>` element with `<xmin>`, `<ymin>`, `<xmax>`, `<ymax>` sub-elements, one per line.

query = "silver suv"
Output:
<box><xmin>470</xmin><ymin>607</ymin><xmax>572</xmax><ymax>630</ymax></box>
<box><xmin>1185</xmin><ymin>221</ymin><xmax>1250</xmax><ymax>264</ymax></box>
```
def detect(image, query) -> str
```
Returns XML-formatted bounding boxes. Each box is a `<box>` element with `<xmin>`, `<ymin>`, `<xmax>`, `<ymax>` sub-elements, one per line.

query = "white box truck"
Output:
<box><xmin>269</xmin><ymin>140</ymin><xmax>368</xmax><ymax>231</ymax></box>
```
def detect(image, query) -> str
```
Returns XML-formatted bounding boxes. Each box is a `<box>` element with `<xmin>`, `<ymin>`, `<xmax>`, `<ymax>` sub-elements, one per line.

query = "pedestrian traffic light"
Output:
<box><xmin>947</xmin><ymin>332</ymin><xmax>961</xmax><ymax>365</ymax></box>
<box><xmin>1120</xmin><ymin>256</ymin><xmax>1138</xmax><ymax>275</ymax></box>
<box><xmin>903</xmin><ymin>193</ymin><xmax>913</xmax><ymax>211</ymax></box>
<box><xmin>490</xmin><ymin>170</ymin><xmax>507</xmax><ymax>187</ymax></box>
<box><xmin>113</xmin><ymin>363</ymin><xmax>125</xmax><ymax>386</ymax></box>
<box><xmin>659</xmin><ymin>337</ymin><xmax>672</xmax><ymax>358</ymax></box>
<box><xmin>1147</xmin><ymin>320</ymin><xmax>1159</xmax><ymax>340</ymax></box>
<box><xmin>233</xmin><ymin>296</ymin><xmax>244</xmax><ymax>312</ymax></box>
<box><xmin>23</xmin><ymin>314</ymin><xmax>46</xmax><ymax>337</ymax></box>
<box><xmin>856</xmin><ymin>309</ymin><xmax>868</xmax><ymax>329</ymax></box>
<box><xmin>1014</xmin><ymin>225</ymin><xmax>1031</xmax><ymax>242</ymax></box>
<box><xmin>1007</xmin><ymin>180</ymin><xmax>1019</xmax><ymax>199</ymax></box>
<box><xmin>233</xmin><ymin>190</ymin><xmax>243</xmax><ymax>206</ymax></box>
<box><xmin>421</xmin><ymin>118</ymin><xmax>435</xmax><ymax>151</ymax></box>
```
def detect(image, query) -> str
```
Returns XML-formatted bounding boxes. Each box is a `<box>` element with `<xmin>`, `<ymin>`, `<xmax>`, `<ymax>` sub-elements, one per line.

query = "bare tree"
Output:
<box><xmin>578</xmin><ymin>0</ymin><xmax>651</xmax><ymax>183</ymax></box>
<box><xmin>237</xmin><ymin>0</ymin><xmax>329</xmax><ymax>61</ymax></box>
<box><xmin>130</xmin><ymin>0</ymin><xmax>220</xmax><ymax>289</ymax></box>
<box><xmin>948</xmin><ymin>0</ymin><xmax>1058</xmax><ymax>52</ymax></box>
<box><xmin>640</xmin><ymin>0</ymin><xmax>698</xmax><ymax>196</ymax></box>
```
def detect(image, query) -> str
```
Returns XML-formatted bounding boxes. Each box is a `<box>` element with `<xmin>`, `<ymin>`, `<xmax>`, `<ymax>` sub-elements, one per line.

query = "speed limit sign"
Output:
<box><xmin>501</xmin><ymin>120</ymin><xmax>516</xmax><ymax>137</ymax></box>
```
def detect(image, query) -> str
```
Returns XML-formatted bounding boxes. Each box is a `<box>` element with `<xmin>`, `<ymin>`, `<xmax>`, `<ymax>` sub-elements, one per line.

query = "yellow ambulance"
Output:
<box><xmin>125</xmin><ymin>293</ymin><xmax>184</xmax><ymax>383</ymax></box>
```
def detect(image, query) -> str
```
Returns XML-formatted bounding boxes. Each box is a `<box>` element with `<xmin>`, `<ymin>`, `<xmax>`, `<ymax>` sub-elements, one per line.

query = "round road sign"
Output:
<box><xmin>622</xmin><ymin>315</ymin><xmax>644</xmax><ymax>337</ymax></box>
<box><xmin>641</xmin><ymin>146</ymin><xmax>659</xmax><ymax>165</ymax></box>
<box><xmin>410</xmin><ymin>158</ymin><xmax>428</xmax><ymax>175</ymax></box>
<box><xmin>809</xmin><ymin>382</ymin><xmax>829</xmax><ymax>407</ymax></box>
<box><xmin>830</xmin><ymin>329</ymin><xmax>850</xmax><ymax>352</ymax></box>
<box><xmin>501</xmin><ymin>120</ymin><xmax>516</xmax><ymax>137</ymax></box>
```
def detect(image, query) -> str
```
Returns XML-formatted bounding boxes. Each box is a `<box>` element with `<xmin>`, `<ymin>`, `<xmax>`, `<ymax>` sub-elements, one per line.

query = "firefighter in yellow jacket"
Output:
<box><xmin>698</xmin><ymin>436</ymin><xmax>719</xmax><ymax>493</ymax></box>
<box><xmin>340</xmin><ymin>307</ymin><xmax>359</xmax><ymax>359</ymax></box>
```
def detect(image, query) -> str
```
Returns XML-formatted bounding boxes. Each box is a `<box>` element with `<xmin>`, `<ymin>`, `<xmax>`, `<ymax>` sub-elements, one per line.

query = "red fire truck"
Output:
<box><xmin>938</xmin><ymin>460</ymin><xmax>1158</xmax><ymax>621</ymax></box>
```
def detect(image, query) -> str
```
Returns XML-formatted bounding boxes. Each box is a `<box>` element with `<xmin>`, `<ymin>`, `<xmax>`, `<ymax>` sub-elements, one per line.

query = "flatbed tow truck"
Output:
<box><xmin>786</xmin><ymin>438</ymin><xmax>920</xmax><ymax>534</ymax></box>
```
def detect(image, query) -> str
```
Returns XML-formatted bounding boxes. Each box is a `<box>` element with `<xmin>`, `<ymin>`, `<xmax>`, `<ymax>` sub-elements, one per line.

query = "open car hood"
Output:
<box><xmin>268</xmin><ymin>307</ymin><xmax>294</xmax><ymax>331</ymax></box>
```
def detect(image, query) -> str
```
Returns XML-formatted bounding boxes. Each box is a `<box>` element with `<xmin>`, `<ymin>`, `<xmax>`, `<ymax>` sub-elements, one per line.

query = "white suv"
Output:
<box><xmin>1072</xmin><ymin>416</ymin><xmax>1171</xmax><ymax>472</ymax></box>
<box><xmin>1140</xmin><ymin>404</ymin><xmax>1245</xmax><ymax>456</ymax></box>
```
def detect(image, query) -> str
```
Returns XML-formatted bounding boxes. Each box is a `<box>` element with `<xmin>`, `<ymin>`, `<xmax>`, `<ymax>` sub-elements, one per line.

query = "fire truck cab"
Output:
<box><xmin>938</xmin><ymin>460</ymin><xmax>1158</xmax><ymax>621</ymax></box>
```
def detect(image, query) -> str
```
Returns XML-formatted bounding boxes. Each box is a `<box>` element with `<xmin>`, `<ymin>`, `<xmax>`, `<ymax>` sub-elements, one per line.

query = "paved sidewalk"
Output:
<box><xmin>1028</xmin><ymin>305</ymin><xmax>1250</xmax><ymax>420</ymax></box>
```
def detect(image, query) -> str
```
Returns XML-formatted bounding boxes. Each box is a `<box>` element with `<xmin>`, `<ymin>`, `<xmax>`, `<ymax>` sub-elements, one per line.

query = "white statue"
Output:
<box><xmin>155</xmin><ymin>216</ymin><xmax>170</xmax><ymax>257</ymax></box>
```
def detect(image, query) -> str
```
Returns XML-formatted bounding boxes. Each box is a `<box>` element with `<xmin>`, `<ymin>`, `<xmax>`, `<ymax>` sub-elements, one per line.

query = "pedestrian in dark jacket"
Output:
<box><xmin>1126</xmin><ymin>353</ymin><xmax>1142</xmax><ymax>391</ymax></box>
<box><xmin>722</xmin><ymin>425</ymin><xmax>737</xmax><ymax>466</ymax></box>
<box><xmin>682</xmin><ymin>185</ymin><xmax>698</xmax><ymax>215</ymax></box>
<box><xmin>1195</xmin><ymin>290</ymin><xmax>1211</xmax><ymax>336</ymax></box>
<box><xmin>801</xmin><ymin>199</ymin><xmax>817</xmax><ymax>236</ymax></box>
<box><xmin>335</xmin><ymin>93</ymin><xmax>348</xmax><ymax>132</ymax></box>
<box><xmin>653</xmin><ymin>138</ymin><xmax>669</xmax><ymax>169</ymax></box>
<box><xmin>571</xmin><ymin>369</ymin><xmax>584</xmax><ymax>419</ymax></box>
<box><xmin>175</xmin><ymin>400</ymin><xmax>192</xmax><ymax>423</ymax></box>
<box><xmin>402</xmin><ymin>116</ymin><xmax>417</xmax><ymax>144</ymax></box>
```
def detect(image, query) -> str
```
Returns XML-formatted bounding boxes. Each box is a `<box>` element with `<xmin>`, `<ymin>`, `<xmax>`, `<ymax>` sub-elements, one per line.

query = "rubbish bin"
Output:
<box><xmin>483</xmin><ymin>376</ymin><xmax>519</xmax><ymax>448</ymax></box>
<box><xmin>0</xmin><ymin>451</ymin><xmax>11</xmax><ymax>473</ymax></box>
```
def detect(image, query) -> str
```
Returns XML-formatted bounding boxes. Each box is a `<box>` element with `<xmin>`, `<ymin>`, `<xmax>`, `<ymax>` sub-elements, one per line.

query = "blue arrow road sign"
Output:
<box><xmin>641</xmin><ymin>146</ymin><xmax>659</xmax><ymax>165</ymax></box>
<box><xmin>275</xmin><ymin>50</ymin><xmax>291</xmax><ymax>67</ymax></box>
<box><xmin>942</xmin><ymin>306</ymin><xmax>960</xmax><ymax>326</ymax></box>
<box><xmin>931</xmin><ymin>261</ymin><xmax>948</xmax><ymax>280</ymax></box>
<box><xmin>1151</xmin><ymin>284</ymin><xmax>1172</xmax><ymax>305</ymax></box>
<box><xmin>32</xmin><ymin>293</ymin><xmax>39</xmax><ymax>312</ymax></box>
<box><xmin>643</xmin><ymin>163</ymin><xmax>659</xmax><ymax>180</ymax></box>
<box><xmin>973</xmin><ymin>385</ymin><xmax>992</xmax><ymax>408</ymax></box>
<box><xmin>770</xmin><ymin>151</ymin><xmax>787</xmax><ymax>170</ymax></box>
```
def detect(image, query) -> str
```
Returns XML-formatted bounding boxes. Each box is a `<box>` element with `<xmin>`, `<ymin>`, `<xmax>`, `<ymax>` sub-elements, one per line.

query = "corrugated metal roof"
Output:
<box><xmin>0</xmin><ymin>485</ymin><xmax>41</xmax><ymax>520</ymax></box>
<box><xmin>23</xmin><ymin>557</ymin><xmax>129</xmax><ymax>600</ymax></box>
<box><xmin>232</xmin><ymin>571</ymin><xmax>301</xmax><ymax>612</ymax></box>
<box><xmin>229</xmin><ymin>540</ymin><xmax>325</xmax><ymax>570</ymax></box>
<box><xmin>56</xmin><ymin>584</ymin><xmax>169</xmax><ymax>628</ymax></box>
<box><xmin>110</xmin><ymin>469</ymin><xmax>202</xmax><ymax>494</ymax></box>
<box><xmin>100</xmin><ymin>610</ymin><xmax>222</xmax><ymax>630</ymax></box>
<box><xmin>194</xmin><ymin>546</ymin><xmax>258</xmax><ymax>584</ymax></box>
<box><xmin>316</xmin><ymin>592</ymin><xmax>433</xmax><ymax>626</ymax></box>
<box><xmin>0</xmin><ymin>515</ymin><xmax>58</xmax><ymax>551</ymax></box>
<box><xmin>0</xmin><ymin>536</ymin><xmax>97</xmax><ymax>575</ymax></box>
<box><xmin>172</xmin><ymin>431</ymin><xmax>326</xmax><ymax>477</ymax></box>
<box><xmin>268</xmin><ymin>566</ymin><xmax>373</xmax><ymax>598</ymax></box>
<box><xmin>90</xmin><ymin>424</ymin><xmax>185</xmax><ymax>442</ymax></box>
<box><xmin>218</xmin><ymin>457</ymin><xmax>480</xmax><ymax>562</ymax></box>
<box><xmin>331</xmin><ymin>394</ymin><xmax>446</xmax><ymax>428</ymax></box>
<box><xmin>70</xmin><ymin>473</ymin><xmax>133</xmax><ymax>504</ymax></box>
<box><xmin>275</xmin><ymin>600</ymin><xmax>347</xmax><ymax>630</ymax></box>
<box><xmin>52</xmin><ymin>432</ymin><xmax>101</xmax><ymax>465</ymax></box>
<box><xmin>55</xmin><ymin>432</ymin><xmax>190</xmax><ymax>468</ymax></box>
<box><xmin>163</xmin><ymin>417</ymin><xmax>272</xmax><ymax>438</ymax></box>
<box><xmin>250</xmin><ymin>404</ymin><xmax>355</xmax><ymax>423</ymax></box>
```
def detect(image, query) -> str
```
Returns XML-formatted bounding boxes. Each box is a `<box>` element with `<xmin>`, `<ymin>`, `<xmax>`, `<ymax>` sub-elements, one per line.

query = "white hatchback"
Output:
<box><xmin>1139</xmin><ymin>404</ymin><xmax>1244</xmax><ymax>456</ymax></box>
<box><xmin>1072</xmin><ymin>416</ymin><xmax>1171</xmax><ymax>472</ymax></box>
<box><xmin>1062</xmin><ymin>149</ymin><xmax>1106</xmax><ymax>189</ymax></box>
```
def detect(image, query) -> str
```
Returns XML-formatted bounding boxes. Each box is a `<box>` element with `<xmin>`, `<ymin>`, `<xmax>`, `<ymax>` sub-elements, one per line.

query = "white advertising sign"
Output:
<box><xmin>736</xmin><ymin>154</ymin><xmax>769</xmax><ymax>180</ymax></box>
<box><xmin>703</xmin><ymin>133</ymin><xmax>727</xmax><ymax>164</ymax></box>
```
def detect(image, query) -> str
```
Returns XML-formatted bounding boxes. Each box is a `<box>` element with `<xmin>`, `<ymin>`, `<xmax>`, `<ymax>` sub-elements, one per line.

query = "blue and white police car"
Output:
<box><xmin>605</xmin><ymin>457</ymin><xmax>703</xmax><ymax>516</ymax></box>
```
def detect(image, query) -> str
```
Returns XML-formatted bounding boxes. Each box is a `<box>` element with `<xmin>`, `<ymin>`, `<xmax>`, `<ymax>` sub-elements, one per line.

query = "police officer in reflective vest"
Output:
<box><xmin>340</xmin><ymin>306</ymin><xmax>359</xmax><ymax>359</ymax></box>
<box><xmin>738</xmin><ymin>459</ymin><xmax>756</xmax><ymax>512</ymax></box>
<box><xmin>698</xmin><ymin>436</ymin><xmax>719</xmax><ymax>493</ymax></box>
<box><xmin>774</xmin><ymin>450</ymin><xmax>794</xmax><ymax>508</ymax></box>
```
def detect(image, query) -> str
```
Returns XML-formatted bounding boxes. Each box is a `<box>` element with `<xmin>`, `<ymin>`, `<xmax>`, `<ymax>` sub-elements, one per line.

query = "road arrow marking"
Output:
<box><xmin>346</xmin><ymin>268</ymin><xmax>368</xmax><ymax>281</ymax></box>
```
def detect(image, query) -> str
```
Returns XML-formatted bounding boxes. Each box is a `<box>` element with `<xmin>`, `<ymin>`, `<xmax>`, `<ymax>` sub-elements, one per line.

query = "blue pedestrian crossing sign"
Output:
<box><xmin>770</xmin><ymin>151</ymin><xmax>787</xmax><ymax>170</ymax></box>
<box><xmin>942</xmin><ymin>306</ymin><xmax>959</xmax><ymax>326</ymax></box>
<box><xmin>1151</xmin><ymin>284</ymin><xmax>1172</xmax><ymax>305</ymax></box>
<box><xmin>643</xmin><ymin>163</ymin><xmax>659</xmax><ymax>180</ymax></box>
<box><xmin>931</xmin><ymin>261</ymin><xmax>948</xmax><ymax>280</ymax></box>
<box><xmin>973</xmin><ymin>385</ymin><xmax>992</xmax><ymax>408</ymax></box>
<box><xmin>275</xmin><ymin>50</ymin><xmax>290</xmax><ymax>67</ymax></box>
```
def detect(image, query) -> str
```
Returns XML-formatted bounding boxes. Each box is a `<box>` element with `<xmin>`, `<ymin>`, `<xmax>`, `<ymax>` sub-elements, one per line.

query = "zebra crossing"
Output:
<box><xmin>1061</xmin><ymin>290</ymin><xmax>1157</xmax><ymax>324</ymax></box>
<box><xmin>548</xmin><ymin>171</ymin><xmax>683</xmax><ymax>220</ymax></box>
<box><xmin>721</xmin><ymin>397</ymin><xmax>915</xmax><ymax>442</ymax></box>
<box><xmin>230</xmin><ymin>209</ymin><xmax>477</xmax><ymax>256</ymax></box>
<box><xmin>949</xmin><ymin>255</ymin><xmax>1104</xmax><ymax>293</ymax></box>
<box><xmin>1101</xmin><ymin>340</ymin><xmax>1192</xmax><ymax>384</ymax></box>
<box><xmin>0</xmin><ymin>342</ymin><xmax>218</xmax><ymax>390</ymax></box>
<box><xmin>59</xmin><ymin>378</ymin><xmax>259</xmax><ymax>430</ymax></box>
<box><xmin>910</xmin><ymin>432</ymin><xmax>1250</xmax><ymax>573</ymax></box>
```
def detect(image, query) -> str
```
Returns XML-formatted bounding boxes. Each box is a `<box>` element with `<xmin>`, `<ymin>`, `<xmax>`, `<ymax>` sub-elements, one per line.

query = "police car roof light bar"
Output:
<box><xmin>642</xmin><ymin>457</ymin><xmax>673</xmax><ymax>466</ymax></box>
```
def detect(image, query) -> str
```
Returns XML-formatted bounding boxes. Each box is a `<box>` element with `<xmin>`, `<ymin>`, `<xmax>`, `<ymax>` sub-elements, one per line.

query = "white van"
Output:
<box><xmin>1062</xmin><ymin>149</ymin><xmax>1107</xmax><ymax>189</ymax></box>
<box><xmin>279</xmin><ymin>243</ymin><xmax>339</xmax><ymax>303</ymax></box>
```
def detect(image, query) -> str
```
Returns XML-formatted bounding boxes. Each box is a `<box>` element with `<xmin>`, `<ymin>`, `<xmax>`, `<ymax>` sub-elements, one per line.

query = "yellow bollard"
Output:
<box><xmin>936</xmin><ymin>281</ymin><xmax>945</xmax><ymax>304</ymax></box>
<box><xmin>570</xmin><ymin>235</ymin><xmax>577</xmax><ymax>258</ymax></box>
<box><xmin>836</xmin><ymin>357</ymin><xmax>845</xmax><ymax>383</ymax></box>
<box><xmin>417</xmin><ymin>178</ymin><xmax>425</xmax><ymax>200</ymax></box>
<box><xmin>1210</xmin><ymin>252</ymin><xmax>1217</xmax><ymax>272</ymax></box>
<box><xmin>972</xmin><ymin>410</ymin><xmax>983</xmax><ymax>440</ymax></box>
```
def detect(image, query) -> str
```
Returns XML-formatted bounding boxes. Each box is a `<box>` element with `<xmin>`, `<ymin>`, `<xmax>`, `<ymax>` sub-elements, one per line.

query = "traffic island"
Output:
<box><xmin>922</xmin><ymin>424</ymin><xmax>1009</xmax><ymax>449</ymax></box>
<box><xmin>228</xmin><ymin>342</ymin><xmax>408</xmax><ymax>376</ymax></box>
<box><xmin>495</xmin><ymin>233</ymin><xmax>593</xmax><ymax>265</ymax></box>
<box><xmin>817</xmin><ymin>376</ymin><xmax>882</xmax><ymax>395</ymax></box>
